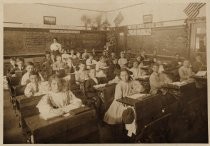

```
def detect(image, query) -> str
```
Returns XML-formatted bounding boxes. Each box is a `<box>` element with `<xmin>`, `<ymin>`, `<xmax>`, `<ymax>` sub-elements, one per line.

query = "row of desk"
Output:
<box><xmin>116</xmin><ymin>75</ymin><xmax>207</xmax><ymax>142</ymax></box>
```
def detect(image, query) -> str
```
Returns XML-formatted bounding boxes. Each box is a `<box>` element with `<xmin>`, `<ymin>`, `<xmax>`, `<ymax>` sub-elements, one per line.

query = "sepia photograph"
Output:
<box><xmin>2</xmin><ymin>0</ymin><xmax>208</xmax><ymax>144</ymax></box>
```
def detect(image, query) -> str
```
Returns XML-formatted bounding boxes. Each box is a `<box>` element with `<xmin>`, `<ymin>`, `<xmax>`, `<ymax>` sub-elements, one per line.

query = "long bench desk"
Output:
<box><xmin>24</xmin><ymin>106</ymin><xmax>99</xmax><ymax>143</ymax></box>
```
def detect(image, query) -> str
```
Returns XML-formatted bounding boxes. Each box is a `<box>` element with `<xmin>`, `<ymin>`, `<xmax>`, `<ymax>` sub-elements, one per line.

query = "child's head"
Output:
<box><xmin>67</xmin><ymin>58</ymin><xmax>72</xmax><ymax>66</ymax></box>
<box><xmin>70</xmin><ymin>49</ymin><xmax>74</xmax><ymax>54</ymax></box>
<box><xmin>79</xmin><ymin>62</ymin><xmax>86</xmax><ymax>71</ymax></box>
<box><xmin>76</xmin><ymin>52</ymin><xmax>81</xmax><ymax>58</ymax></box>
<box><xmin>133</xmin><ymin>61</ymin><xmax>139</xmax><ymax>68</ymax></box>
<box><xmin>10</xmin><ymin>57</ymin><xmax>16</xmax><ymax>66</ymax></box>
<box><xmin>100</xmin><ymin>56</ymin><xmax>106</xmax><ymax>63</ymax></box>
<box><xmin>29</xmin><ymin>71</ymin><xmax>40</xmax><ymax>83</ymax></box>
<box><xmin>175</xmin><ymin>53</ymin><xmax>180</xmax><ymax>59</ymax></box>
<box><xmin>49</xmin><ymin>75</ymin><xmax>65</xmax><ymax>93</ymax></box>
<box><xmin>16</xmin><ymin>57</ymin><xmax>24</xmax><ymax>67</ymax></box>
<box><xmin>152</xmin><ymin>63</ymin><xmax>159</xmax><ymax>73</ymax></box>
<box><xmin>84</xmin><ymin>49</ymin><xmax>87</xmax><ymax>53</ymax></box>
<box><xmin>53</xmin><ymin>37</ymin><xmax>58</xmax><ymax>43</ymax></box>
<box><xmin>26</xmin><ymin>62</ymin><xmax>34</xmax><ymax>73</ymax></box>
<box><xmin>45</xmin><ymin>51</ymin><xmax>51</xmax><ymax>59</ymax></box>
<box><xmin>120</xmin><ymin>69</ymin><xmax>129</xmax><ymax>82</ymax></box>
<box><xmin>195</xmin><ymin>55</ymin><xmax>202</xmax><ymax>62</ymax></box>
<box><xmin>113</xmin><ymin>58</ymin><xmax>118</xmax><ymax>64</ymax></box>
<box><xmin>111</xmin><ymin>52</ymin><xmax>115</xmax><ymax>57</ymax></box>
<box><xmin>56</xmin><ymin>55</ymin><xmax>62</xmax><ymax>62</ymax></box>
<box><xmin>183</xmin><ymin>60</ymin><xmax>190</xmax><ymax>68</ymax></box>
<box><xmin>136</xmin><ymin>56</ymin><xmax>141</xmax><ymax>61</ymax></box>
<box><xmin>89</xmin><ymin>54</ymin><xmax>94</xmax><ymax>60</ymax></box>
<box><xmin>50</xmin><ymin>53</ymin><xmax>55</xmax><ymax>60</ymax></box>
<box><xmin>120</xmin><ymin>52</ymin><xmax>125</xmax><ymax>58</ymax></box>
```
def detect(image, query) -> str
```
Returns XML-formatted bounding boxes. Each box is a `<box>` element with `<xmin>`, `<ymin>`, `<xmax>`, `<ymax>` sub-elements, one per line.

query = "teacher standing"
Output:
<box><xmin>50</xmin><ymin>37</ymin><xmax>62</xmax><ymax>57</ymax></box>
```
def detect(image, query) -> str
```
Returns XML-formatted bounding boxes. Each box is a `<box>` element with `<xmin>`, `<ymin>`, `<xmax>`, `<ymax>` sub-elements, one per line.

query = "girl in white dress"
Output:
<box><xmin>36</xmin><ymin>75</ymin><xmax>82</xmax><ymax>117</ymax></box>
<box><xmin>104</xmin><ymin>69</ymin><xmax>145</xmax><ymax>124</ymax></box>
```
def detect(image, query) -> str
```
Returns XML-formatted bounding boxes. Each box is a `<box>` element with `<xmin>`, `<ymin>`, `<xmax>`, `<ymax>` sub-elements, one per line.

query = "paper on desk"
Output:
<box><xmin>196</xmin><ymin>71</ymin><xmax>207</xmax><ymax>77</ymax></box>
<box><xmin>127</xmin><ymin>93</ymin><xmax>148</xmax><ymax>100</ymax></box>
<box><xmin>93</xmin><ymin>84</ymin><xmax>106</xmax><ymax>89</ymax></box>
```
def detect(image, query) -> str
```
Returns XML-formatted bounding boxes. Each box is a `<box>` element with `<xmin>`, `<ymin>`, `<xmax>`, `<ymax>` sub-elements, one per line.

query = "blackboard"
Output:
<box><xmin>4</xmin><ymin>28</ymin><xmax>106</xmax><ymax>56</ymax></box>
<box><xmin>127</xmin><ymin>26</ymin><xmax>188</xmax><ymax>57</ymax></box>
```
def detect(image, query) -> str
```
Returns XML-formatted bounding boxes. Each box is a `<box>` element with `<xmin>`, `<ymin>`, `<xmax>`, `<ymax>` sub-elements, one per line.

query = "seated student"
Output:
<box><xmin>96</xmin><ymin>56</ymin><xmax>108</xmax><ymax>78</ymax></box>
<box><xmin>179</xmin><ymin>60</ymin><xmax>195</xmax><ymax>82</ymax></box>
<box><xmin>118</xmin><ymin>51</ymin><xmax>128</xmax><ymax>68</ymax></box>
<box><xmin>64</xmin><ymin>58</ymin><xmax>74</xmax><ymax>74</ymax></box>
<box><xmin>107</xmin><ymin>58</ymin><xmax>121</xmax><ymax>80</ymax></box>
<box><xmin>192</xmin><ymin>55</ymin><xmax>204</xmax><ymax>73</ymax></box>
<box><xmin>129</xmin><ymin>61</ymin><xmax>146</xmax><ymax>80</ymax></box>
<box><xmin>82</xmin><ymin>49</ymin><xmax>89</xmax><ymax>60</ymax></box>
<box><xmin>21</xmin><ymin>62</ymin><xmax>44</xmax><ymax>86</ymax></box>
<box><xmin>86</xmin><ymin>54</ymin><xmax>97</xmax><ymax>69</ymax></box>
<box><xmin>41</xmin><ymin>51</ymin><xmax>53</xmax><ymax>65</ymax></box>
<box><xmin>108</xmin><ymin>69</ymin><xmax>121</xmax><ymax>84</ymax></box>
<box><xmin>171</xmin><ymin>53</ymin><xmax>182</xmax><ymax>68</ymax></box>
<box><xmin>71</xmin><ymin>51</ymin><xmax>81</xmax><ymax>69</ymax></box>
<box><xmin>24</xmin><ymin>71</ymin><xmax>48</xmax><ymax>98</ymax></box>
<box><xmin>61</xmin><ymin>50</ymin><xmax>70</xmax><ymax>63</ymax></box>
<box><xmin>7</xmin><ymin>57</ymin><xmax>17</xmax><ymax>77</ymax></box>
<box><xmin>52</xmin><ymin>55</ymin><xmax>66</xmax><ymax>71</ymax></box>
<box><xmin>16</xmin><ymin>57</ymin><xmax>26</xmax><ymax>72</ymax></box>
<box><xmin>104</xmin><ymin>69</ymin><xmax>144</xmax><ymax>124</ymax></box>
<box><xmin>136</xmin><ymin>56</ymin><xmax>144</xmax><ymax>65</ymax></box>
<box><xmin>149</xmin><ymin>63</ymin><xmax>172</xmax><ymax>95</ymax></box>
<box><xmin>75</xmin><ymin>62</ymin><xmax>88</xmax><ymax>83</ymax></box>
<box><xmin>50</xmin><ymin>52</ymin><xmax>56</xmax><ymax>63</ymax></box>
<box><xmin>36</xmin><ymin>75</ymin><xmax>82</xmax><ymax>117</ymax></box>
<box><xmin>92</xmin><ymin>48</ymin><xmax>96</xmax><ymax>57</ymax></box>
<box><xmin>85</xmin><ymin>68</ymin><xmax>107</xmax><ymax>98</ymax></box>
<box><xmin>140</xmin><ymin>50</ymin><xmax>146</xmax><ymax>61</ymax></box>
<box><xmin>110</xmin><ymin>52</ymin><xmax>116</xmax><ymax>60</ymax></box>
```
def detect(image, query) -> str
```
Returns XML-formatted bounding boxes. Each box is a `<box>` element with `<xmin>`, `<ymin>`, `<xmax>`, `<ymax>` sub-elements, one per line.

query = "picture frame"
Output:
<box><xmin>143</xmin><ymin>14</ymin><xmax>153</xmax><ymax>23</ymax></box>
<box><xmin>43</xmin><ymin>16</ymin><xmax>56</xmax><ymax>25</ymax></box>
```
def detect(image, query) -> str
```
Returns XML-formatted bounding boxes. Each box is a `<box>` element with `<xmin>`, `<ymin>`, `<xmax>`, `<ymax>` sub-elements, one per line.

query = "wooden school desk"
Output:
<box><xmin>16</xmin><ymin>95</ymin><xmax>43</xmax><ymax>127</ymax></box>
<box><xmin>162</xmin><ymin>80</ymin><xmax>196</xmax><ymax>102</ymax></box>
<box><xmin>117</xmin><ymin>94</ymin><xmax>172</xmax><ymax>142</ymax></box>
<box><xmin>24</xmin><ymin>106</ymin><xmax>99</xmax><ymax>143</ymax></box>
<box><xmin>94</xmin><ymin>83</ymin><xmax>116</xmax><ymax>111</ymax></box>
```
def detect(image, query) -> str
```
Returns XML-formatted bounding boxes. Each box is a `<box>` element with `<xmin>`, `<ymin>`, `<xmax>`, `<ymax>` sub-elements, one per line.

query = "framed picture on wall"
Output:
<box><xmin>43</xmin><ymin>16</ymin><xmax>56</xmax><ymax>25</ymax></box>
<box><xmin>143</xmin><ymin>14</ymin><xmax>153</xmax><ymax>23</ymax></box>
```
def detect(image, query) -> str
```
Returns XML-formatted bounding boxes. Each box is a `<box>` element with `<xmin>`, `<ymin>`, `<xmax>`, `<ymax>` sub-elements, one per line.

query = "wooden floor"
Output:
<box><xmin>3</xmin><ymin>89</ymin><xmax>208</xmax><ymax>143</ymax></box>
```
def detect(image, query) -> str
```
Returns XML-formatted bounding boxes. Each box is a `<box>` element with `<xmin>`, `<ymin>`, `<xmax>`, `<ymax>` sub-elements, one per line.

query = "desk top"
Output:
<box><xmin>94</xmin><ymin>83</ymin><xmax>116</xmax><ymax>91</ymax></box>
<box><xmin>192</xmin><ymin>75</ymin><xmax>207</xmax><ymax>81</ymax></box>
<box><xmin>116</xmin><ymin>94</ymin><xmax>153</xmax><ymax>106</ymax></box>
<box><xmin>163</xmin><ymin>80</ymin><xmax>195</xmax><ymax>90</ymax></box>
<box><xmin>25</xmin><ymin>106</ymin><xmax>94</xmax><ymax>133</ymax></box>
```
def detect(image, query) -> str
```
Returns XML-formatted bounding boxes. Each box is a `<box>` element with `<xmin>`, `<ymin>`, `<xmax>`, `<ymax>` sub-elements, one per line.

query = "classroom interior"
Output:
<box><xmin>3</xmin><ymin>2</ymin><xmax>208</xmax><ymax>144</ymax></box>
